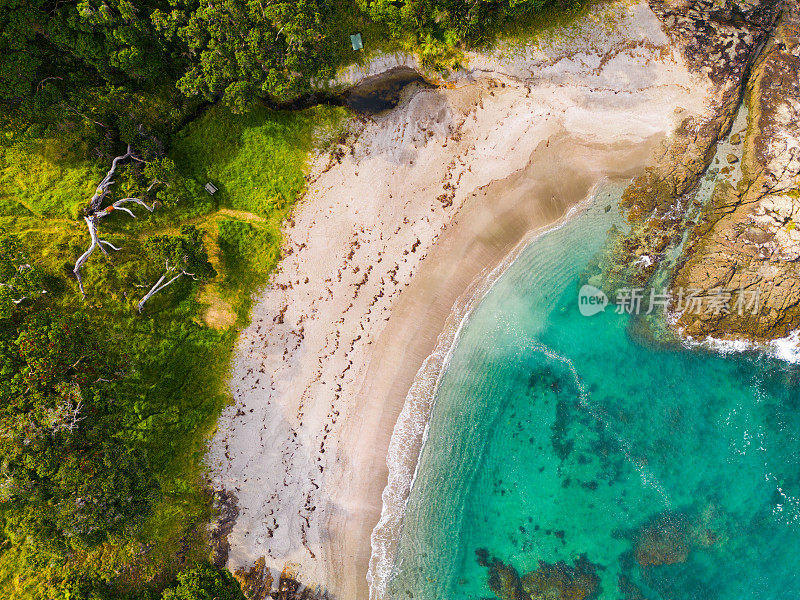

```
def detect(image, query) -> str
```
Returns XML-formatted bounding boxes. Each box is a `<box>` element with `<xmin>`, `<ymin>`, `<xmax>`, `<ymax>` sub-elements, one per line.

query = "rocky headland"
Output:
<box><xmin>605</xmin><ymin>0</ymin><xmax>800</xmax><ymax>345</ymax></box>
<box><xmin>672</xmin><ymin>1</ymin><xmax>800</xmax><ymax>341</ymax></box>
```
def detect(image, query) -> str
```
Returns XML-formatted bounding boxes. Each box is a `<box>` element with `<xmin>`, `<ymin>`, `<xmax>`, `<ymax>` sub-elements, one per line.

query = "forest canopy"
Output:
<box><xmin>1</xmin><ymin>0</ymin><xmax>583</xmax><ymax>116</ymax></box>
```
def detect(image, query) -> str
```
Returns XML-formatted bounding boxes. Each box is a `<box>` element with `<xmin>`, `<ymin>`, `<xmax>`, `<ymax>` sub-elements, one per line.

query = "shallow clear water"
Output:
<box><xmin>387</xmin><ymin>187</ymin><xmax>800</xmax><ymax>600</ymax></box>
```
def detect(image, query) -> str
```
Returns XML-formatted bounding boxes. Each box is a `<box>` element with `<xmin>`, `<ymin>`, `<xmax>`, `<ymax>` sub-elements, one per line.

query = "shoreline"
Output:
<box><xmin>364</xmin><ymin>185</ymin><xmax>606</xmax><ymax>599</ymax></box>
<box><xmin>205</xmin><ymin>2</ymin><xmax>716</xmax><ymax>598</ymax></box>
<box><xmin>345</xmin><ymin>137</ymin><xmax>661</xmax><ymax>600</ymax></box>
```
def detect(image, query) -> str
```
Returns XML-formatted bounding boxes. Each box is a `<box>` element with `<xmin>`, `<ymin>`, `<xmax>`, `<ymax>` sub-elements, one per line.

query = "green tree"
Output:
<box><xmin>0</xmin><ymin>233</ymin><xmax>45</xmax><ymax>319</ymax></box>
<box><xmin>358</xmin><ymin>0</ymin><xmax>583</xmax><ymax>68</ymax></box>
<box><xmin>152</xmin><ymin>0</ymin><xmax>332</xmax><ymax>110</ymax></box>
<box><xmin>161</xmin><ymin>563</ymin><xmax>245</xmax><ymax>600</ymax></box>
<box><xmin>0</xmin><ymin>0</ymin><xmax>49</xmax><ymax>101</ymax></box>
<box><xmin>0</xmin><ymin>0</ymin><xmax>174</xmax><ymax>104</ymax></box>
<box><xmin>0</xmin><ymin>310</ymin><xmax>159</xmax><ymax>550</ymax></box>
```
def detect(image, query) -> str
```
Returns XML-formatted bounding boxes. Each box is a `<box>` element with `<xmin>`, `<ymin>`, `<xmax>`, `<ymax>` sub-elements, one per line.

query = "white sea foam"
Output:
<box><xmin>366</xmin><ymin>197</ymin><xmax>596</xmax><ymax>600</ymax></box>
<box><xmin>769</xmin><ymin>330</ymin><xmax>800</xmax><ymax>364</ymax></box>
<box><xmin>680</xmin><ymin>329</ymin><xmax>800</xmax><ymax>365</ymax></box>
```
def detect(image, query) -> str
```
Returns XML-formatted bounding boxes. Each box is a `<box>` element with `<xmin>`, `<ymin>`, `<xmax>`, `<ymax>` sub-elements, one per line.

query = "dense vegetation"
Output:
<box><xmin>161</xmin><ymin>563</ymin><xmax>246</xmax><ymax>600</ymax></box>
<box><xmin>358</xmin><ymin>0</ymin><xmax>586</xmax><ymax>67</ymax></box>
<box><xmin>2</xmin><ymin>0</ymin><xmax>584</xmax><ymax>118</ymax></box>
<box><xmin>0</xmin><ymin>0</ymin><xmax>585</xmax><ymax>598</ymax></box>
<box><xmin>0</xmin><ymin>97</ymin><xmax>344</xmax><ymax>597</ymax></box>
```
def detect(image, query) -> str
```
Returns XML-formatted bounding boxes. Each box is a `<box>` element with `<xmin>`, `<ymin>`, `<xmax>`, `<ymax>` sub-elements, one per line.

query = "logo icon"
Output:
<box><xmin>578</xmin><ymin>284</ymin><xmax>608</xmax><ymax>317</ymax></box>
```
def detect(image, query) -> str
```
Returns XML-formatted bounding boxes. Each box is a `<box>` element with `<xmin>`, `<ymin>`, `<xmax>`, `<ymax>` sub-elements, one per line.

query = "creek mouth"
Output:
<box><xmin>340</xmin><ymin>67</ymin><xmax>434</xmax><ymax>113</ymax></box>
<box><xmin>265</xmin><ymin>66</ymin><xmax>435</xmax><ymax>114</ymax></box>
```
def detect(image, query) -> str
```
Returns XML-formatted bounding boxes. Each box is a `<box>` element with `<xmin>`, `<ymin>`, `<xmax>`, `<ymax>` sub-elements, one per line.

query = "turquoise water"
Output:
<box><xmin>386</xmin><ymin>187</ymin><xmax>800</xmax><ymax>600</ymax></box>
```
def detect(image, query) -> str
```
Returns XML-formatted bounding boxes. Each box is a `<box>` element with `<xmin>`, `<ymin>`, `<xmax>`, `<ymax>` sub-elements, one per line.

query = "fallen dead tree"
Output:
<box><xmin>73</xmin><ymin>145</ymin><xmax>164</xmax><ymax>296</ymax></box>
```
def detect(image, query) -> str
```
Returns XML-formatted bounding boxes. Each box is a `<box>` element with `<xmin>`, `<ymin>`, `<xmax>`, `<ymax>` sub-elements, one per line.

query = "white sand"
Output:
<box><xmin>205</xmin><ymin>2</ymin><xmax>716</xmax><ymax>598</ymax></box>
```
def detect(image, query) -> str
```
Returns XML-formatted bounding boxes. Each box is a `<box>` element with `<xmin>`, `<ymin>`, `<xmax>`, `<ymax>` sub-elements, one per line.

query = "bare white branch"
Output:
<box><xmin>146</xmin><ymin>179</ymin><xmax>165</xmax><ymax>192</ymax></box>
<box><xmin>0</xmin><ymin>282</ymin><xmax>45</xmax><ymax>304</ymax></box>
<box><xmin>137</xmin><ymin>271</ymin><xmax>184</xmax><ymax>313</ymax></box>
<box><xmin>62</xmin><ymin>103</ymin><xmax>107</xmax><ymax>129</ymax></box>
<box><xmin>99</xmin><ymin>240</ymin><xmax>121</xmax><ymax>251</ymax></box>
<box><xmin>73</xmin><ymin>148</ymin><xmax>161</xmax><ymax>297</ymax></box>
<box><xmin>113</xmin><ymin>197</ymin><xmax>154</xmax><ymax>213</ymax></box>
<box><xmin>37</xmin><ymin>76</ymin><xmax>63</xmax><ymax>91</ymax></box>
<box><xmin>43</xmin><ymin>385</ymin><xmax>86</xmax><ymax>434</ymax></box>
<box><xmin>73</xmin><ymin>216</ymin><xmax>100</xmax><ymax>297</ymax></box>
<box><xmin>110</xmin><ymin>206</ymin><xmax>136</xmax><ymax>219</ymax></box>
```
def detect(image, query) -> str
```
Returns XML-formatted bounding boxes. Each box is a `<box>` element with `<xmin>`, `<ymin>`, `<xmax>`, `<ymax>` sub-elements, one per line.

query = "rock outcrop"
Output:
<box><xmin>605</xmin><ymin>0</ymin><xmax>800</xmax><ymax>344</ymax></box>
<box><xmin>607</xmin><ymin>0</ymin><xmax>782</xmax><ymax>289</ymax></box>
<box><xmin>672</xmin><ymin>1</ymin><xmax>800</xmax><ymax>340</ymax></box>
<box><xmin>210</xmin><ymin>488</ymin><xmax>240</xmax><ymax>568</ymax></box>
<box><xmin>480</xmin><ymin>551</ymin><xmax>601</xmax><ymax>600</ymax></box>
<box><xmin>233</xmin><ymin>559</ymin><xmax>330</xmax><ymax>600</ymax></box>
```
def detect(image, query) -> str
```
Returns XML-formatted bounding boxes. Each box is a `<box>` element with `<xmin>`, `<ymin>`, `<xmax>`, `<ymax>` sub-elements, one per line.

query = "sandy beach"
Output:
<box><xmin>205</xmin><ymin>2</ymin><xmax>717</xmax><ymax>598</ymax></box>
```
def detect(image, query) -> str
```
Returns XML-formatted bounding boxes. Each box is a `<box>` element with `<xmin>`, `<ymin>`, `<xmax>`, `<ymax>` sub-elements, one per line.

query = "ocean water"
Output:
<box><xmin>385</xmin><ymin>187</ymin><xmax>800</xmax><ymax>600</ymax></box>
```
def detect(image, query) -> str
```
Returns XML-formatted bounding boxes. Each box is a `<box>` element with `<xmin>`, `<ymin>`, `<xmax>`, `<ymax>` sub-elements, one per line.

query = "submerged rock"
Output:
<box><xmin>483</xmin><ymin>553</ymin><xmax>600</xmax><ymax>600</ymax></box>
<box><xmin>520</xmin><ymin>556</ymin><xmax>600</xmax><ymax>600</ymax></box>
<box><xmin>476</xmin><ymin>547</ymin><xmax>491</xmax><ymax>567</ymax></box>
<box><xmin>618</xmin><ymin>574</ymin><xmax>648</xmax><ymax>600</ymax></box>
<box><xmin>487</xmin><ymin>557</ymin><xmax>525</xmax><ymax>600</ymax></box>
<box><xmin>632</xmin><ymin>506</ymin><xmax>726</xmax><ymax>569</ymax></box>
<box><xmin>634</xmin><ymin>512</ymin><xmax>691</xmax><ymax>566</ymax></box>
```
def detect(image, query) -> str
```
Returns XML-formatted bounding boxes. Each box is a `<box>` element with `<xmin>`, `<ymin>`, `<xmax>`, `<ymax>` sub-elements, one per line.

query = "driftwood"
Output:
<box><xmin>73</xmin><ymin>146</ymin><xmax>155</xmax><ymax>297</ymax></box>
<box><xmin>136</xmin><ymin>261</ymin><xmax>196</xmax><ymax>313</ymax></box>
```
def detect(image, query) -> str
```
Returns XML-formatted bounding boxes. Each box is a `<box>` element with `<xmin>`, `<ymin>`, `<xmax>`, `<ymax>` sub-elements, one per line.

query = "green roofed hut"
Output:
<box><xmin>350</xmin><ymin>33</ymin><xmax>363</xmax><ymax>51</ymax></box>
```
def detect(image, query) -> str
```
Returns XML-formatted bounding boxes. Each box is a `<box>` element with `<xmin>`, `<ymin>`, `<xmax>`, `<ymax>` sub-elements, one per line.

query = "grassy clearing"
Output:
<box><xmin>171</xmin><ymin>104</ymin><xmax>344</xmax><ymax>218</ymax></box>
<box><xmin>216</xmin><ymin>218</ymin><xmax>281</xmax><ymax>292</ymax></box>
<box><xmin>171</xmin><ymin>103</ymin><xmax>347</xmax><ymax>313</ymax></box>
<box><xmin>0</xmin><ymin>139</ymin><xmax>98</xmax><ymax>219</ymax></box>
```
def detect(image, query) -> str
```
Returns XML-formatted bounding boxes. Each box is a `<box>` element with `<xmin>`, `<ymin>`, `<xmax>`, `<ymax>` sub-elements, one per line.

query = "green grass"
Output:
<box><xmin>0</xmin><ymin>138</ymin><xmax>98</xmax><ymax>219</ymax></box>
<box><xmin>217</xmin><ymin>218</ymin><xmax>282</xmax><ymax>290</ymax></box>
<box><xmin>171</xmin><ymin>103</ymin><xmax>345</xmax><ymax>219</ymax></box>
<box><xmin>170</xmin><ymin>102</ymin><xmax>347</xmax><ymax>317</ymax></box>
